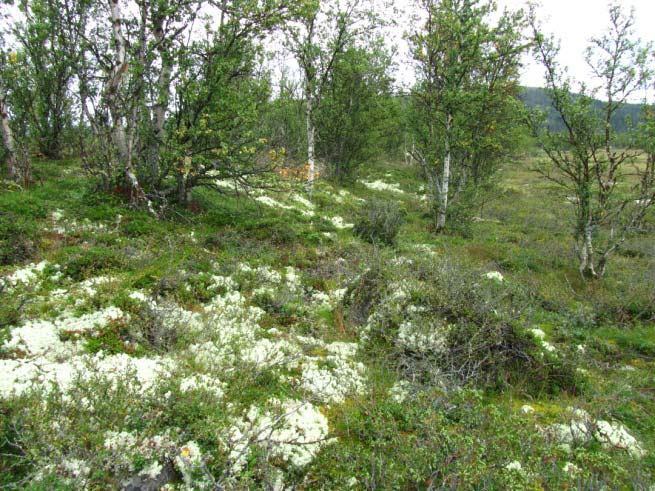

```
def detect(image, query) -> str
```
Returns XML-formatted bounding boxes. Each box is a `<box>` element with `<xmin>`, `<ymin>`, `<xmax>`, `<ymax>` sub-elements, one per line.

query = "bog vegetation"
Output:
<box><xmin>0</xmin><ymin>0</ymin><xmax>654</xmax><ymax>490</ymax></box>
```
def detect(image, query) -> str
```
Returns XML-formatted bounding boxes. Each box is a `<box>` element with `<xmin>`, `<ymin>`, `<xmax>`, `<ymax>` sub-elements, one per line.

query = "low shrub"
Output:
<box><xmin>62</xmin><ymin>246</ymin><xmax>126</xmax><ymax>281</ymax></box>
<box><xmin>353</xmin><ymin>199</ymin><xmax>404</xmax><ymax>246</ymax></box>
<box><xmin>129</xmin><ymin>301</ymin><xmax>185</xmax><ymax>353</ymax></box>
<box><xmin>120</xmin><ymin>217</ymin><xmax>163</xmax><ymax>238</ymax></box>
<box><xmin>343</xmin><ymin>261</ymin><xmax>388</xmax><ymax>326</ymax></box>
<box><xmin>0</xmin><ymin>214</ymin><xmax>39</xmax><ymax>265</ymax></box>
<box><xmin>306</xmin><ymin>386</ymin><xmax>648</xmax><ymax>491</ymax></box>
<box><xmin>346</xmin><ymin>255</ymin><xmax>580</xmax><ymax>394</ymax></box>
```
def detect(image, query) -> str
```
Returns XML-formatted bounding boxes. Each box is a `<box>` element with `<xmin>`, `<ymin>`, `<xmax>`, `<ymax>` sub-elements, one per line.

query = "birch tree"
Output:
<box><xmin>409</xmin><ymin>0</ymin><xmax>526</xmax><ymax>231</ymax></box>
<box><xmin>316</xmin><ymin>38</ymin><xmax>395</xmax><ymax>181</ymax></box>
<box><xmin>0</xmin><ymin>75</ymin><xmax>20</xmax><ymax>183</ymax></box>
<box><xmin>12</xmin><ymin>0</ymin><xmax>75</xmax><ymax>159</ymax></box>
<box><xmin>529</xmin><ymin>5</ymin><xmax>654</xmax><ymax>278</ymax></box>
<box><xmin>64</xmin><ymin>0</ymin><xmax>296</xmax><ymax>210</ymax></box>
<box><xmin>640</xmin><ymin>105</ymin><xmax>655</xmax><ymax>224</ymax></box>
<box><xmin>285</xmin><ymin>0</ymin><xmax>372</xmax><ymax>191</ymax></box>
<box><xmin>0</xmin><ymin>44</ymin><xmax>30</xmax><ymax>184</ymax></box>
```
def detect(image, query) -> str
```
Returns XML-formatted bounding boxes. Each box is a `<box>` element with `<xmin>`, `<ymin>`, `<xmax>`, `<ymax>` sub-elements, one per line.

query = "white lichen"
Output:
<box><xmin>389</xmin><ymin>380</ymin><xmax>412</xmax><ymax>403</ymax></box>
<box><xmin>327</xmin><ymin>215</ymin><xmax>354</xmax><ymax>230</ymax></box>
<box><xmin>485</xmin><ymin>271</ymin><xmax>504</xmax><ymax>282</ymax></box>
<box><xmin>228</xmin><ymin>400</ymin><xmax>329</xmax><ymax>469</ymax></box>
<box><xmin>360</xmin><ymin>180</ymin><xmax>405</xmax><ymax>194</ymax></box>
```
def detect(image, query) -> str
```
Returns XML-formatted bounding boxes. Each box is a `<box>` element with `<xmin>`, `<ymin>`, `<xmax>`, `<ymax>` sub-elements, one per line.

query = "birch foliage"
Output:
<box><xmin>284</xmin><ymin>0</ymin><xmax>378</xmax><ymax>190</ymax></box>
<box><xmin>529</xmin><ymin>4</ymin><xmax>654</xmax><ymax>278</ymax></box>
<box><xmin>14</xmin><ymin>0</ymin><xmax>302</xmax><ymax>209</ymax></box>
<box><xmin>409</xmin><ymin>0</ymin><xmax>527</xmax><ymax>231</ymax></box>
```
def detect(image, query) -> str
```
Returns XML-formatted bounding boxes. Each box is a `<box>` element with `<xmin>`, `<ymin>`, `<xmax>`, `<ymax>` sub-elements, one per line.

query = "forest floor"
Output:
<box><xmin>1</xmin><ymin>155</ymin><xmax>654</xmax><ymax>490</ymax></box>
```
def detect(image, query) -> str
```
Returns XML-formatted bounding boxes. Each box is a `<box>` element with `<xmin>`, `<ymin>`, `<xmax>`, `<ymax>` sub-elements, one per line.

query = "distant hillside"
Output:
<box><xmin>520</xmin><ymin>86</ymin><xmax>644</xmax><ymax>133</ymax></box>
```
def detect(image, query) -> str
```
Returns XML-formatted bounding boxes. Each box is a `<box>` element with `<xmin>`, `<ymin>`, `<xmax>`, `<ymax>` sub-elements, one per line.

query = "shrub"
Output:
<box><xmin>343</xmin><ymin>261</ymin><xmax>388</xmax><ymax>326</ymax></box>
<box><xmin>128</xmin><ymin>301</ymin><xmax>184</xmax><ymax>353</ymax></box>
<box><xmin>81</xmin><ymin>317</ymin><xmax>138</xmax><ymax>355</ymax></box>
<box><xmin>306</xmin><ymin>385</ymin><xmax>649</xmax><ymax>490</ymax></box>
<box><xmin>120</xmin><ymin>217</ymin><xmax>162</xmax><ymax>238</ymax></box>
<box><xmin>353</xmin><ymin>199</ymin><xmax>404</xmax><ymax>246</ymax></box>
<box><xmin>62</xmin><ymin>246</ymin><xmax>126</xmax><ymax>281</ymax></box>
<box><xmin>0</xmin><ymin>214</ymin><xmax>39</xmax><ymax>265</ymax></box>
<box><xmin>0</xmin><ymin>192</ymin><xmax>47</xmax><ymax>266</ymax></box>
<box><xmin>346</xmin><ymin>255</ymin><xmax>580</xmax><ymax>394</ymax></box>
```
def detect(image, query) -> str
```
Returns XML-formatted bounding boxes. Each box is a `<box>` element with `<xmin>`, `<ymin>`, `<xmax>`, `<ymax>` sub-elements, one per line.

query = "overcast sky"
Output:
<box><xmin>2</xmin><ymin>0</ymin><xmax>653</xmax><ymax>99</ymax></box>
<box><xmin>389</xmin><ymin>0</ymin><xmax>654</xmax><ymax>98</ymax></box>
<box><xmin>496</xmin><ymin>0</ymin><xmax>654</xmax><ymax>91</ymax></box>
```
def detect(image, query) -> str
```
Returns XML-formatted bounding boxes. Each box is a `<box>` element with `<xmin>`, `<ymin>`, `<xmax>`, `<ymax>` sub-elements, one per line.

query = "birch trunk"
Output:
<box><xmin>107</xmin><ymin>0</ymin><xmax>149</xmax><ymax>210</ymax></box>
<box><xmin>579</xmin><ymin>221</ymin><xmax>597</xmax><ymax>278</ymax></box>
<box><xmin>0</xmin><ymin>83</ymin><xmax>19</xmax><ymax>182</ymax></box>
<box><xmin>177</xmin><ymin>172</ymin><xmax>187</xmax><ymax>205</ymax></box>
<box><xmin>306</xmin><ymin>95</ymin><xmax>316</xmax><ymax>190</ymax></box>
<box><xmin>151</xmin><ymin>16</ymin><xmax>172</xmax><ymax>180</ymax></box>
<box><xmin>436</xmin><ymin>114</ymin><xmax>452</xmax><ymax>231</ymax></box>
<box><xmin>108</xmin><ymin>0</ymin><xmax>129</xmax><ymax>165</ymax></box>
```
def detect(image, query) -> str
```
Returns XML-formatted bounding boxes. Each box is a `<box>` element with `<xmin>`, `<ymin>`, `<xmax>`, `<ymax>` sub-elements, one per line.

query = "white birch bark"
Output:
<box><xmin>107</xmin><ymin>0</ymin><xmax>151</xmax><ymax>212</ymax></box>
<box><xmin>306</xmin><ymin>94</ymin><xmax>316</xmax><ymax>189</ymax></box>
<box><xmin>579</xmin><ymin>220</ymin><xmax>597</xmax><ymax>278</ymax></box>
<box><xmin>436</xmin><ymin>114</ymin><xmax>452</xmax><ymax>230</ymax></box>
<box><xmin>108</xmin><ymin>0</ymin><xmax>129</xmax><ymax>162</ymax></box>
<box><xmin>0</xmin><ymin>81</ymin><xmax>18</xmax><ymax>182</ymax></box>
<box><xmin>151</xmin><ymin>16</ymin><xmax>172</xmax><ymax>179</ymax></box>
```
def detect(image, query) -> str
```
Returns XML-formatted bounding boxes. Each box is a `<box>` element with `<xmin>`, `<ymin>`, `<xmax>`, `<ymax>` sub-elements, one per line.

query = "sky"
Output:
<box><xmin>386</xmin><ymin>0</ymin><xmax>655</xmax><ymax>99</ymax></box>
<box><xmin>2</xmin><ymin>0</ymin><xmax>653</xmax><ymax>99</ymax></box>
<box><xmin>497</xmin><ymin>0</ymin><xmax>655</xmax><ymax>91</ymax></box>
